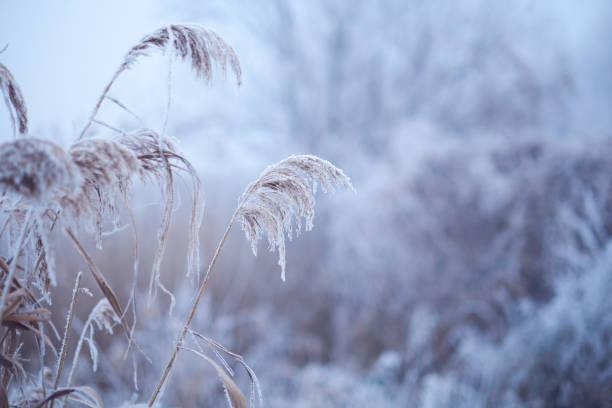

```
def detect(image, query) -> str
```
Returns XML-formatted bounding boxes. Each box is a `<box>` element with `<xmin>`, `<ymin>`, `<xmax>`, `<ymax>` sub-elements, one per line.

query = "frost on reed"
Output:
<box><xmin>236</xmin><ymin>155</ymin><xmax>354</xmax><ymax>281</ymax></box>
<box><xmin>67</xmin><ymin>298</ymin><xmax>121</xmax><ymax>386</ymax></box>
<box><xmin>79</xmin><ymin>24</ymin><xmax>242</xmax><ymax>140</ymax></box>
<box><xmin>0</xmin><ymin>24</ymin><xmax>352</xmax><ymax>408</ymax></box>
<box><xmin>0</xmin><ymin>25</ymin><xmax>218</xmax><ymax>406</ymax></box>
<box><xmin>149</xmin><ymin>155</ymin><xmax>353</xmax><ymax>406</ymax></box>
<box><xmin>117</xmin><ymin>129</ymin><xmax>204</xmax><ymax>280</ymax></box>
<box><xmin>0</xmin><ymin>138</ymin><xmax>79</xmax><ymax>203</ymax></box>
<box><xmin>119</xmin><ymin>24</ymin><xmax>242</xmax><ymax>85</ymax></box>
<box><xmin>0</xmin><ymin>62</ymin><xmax>28</xmax><ymax>137</ymax></box>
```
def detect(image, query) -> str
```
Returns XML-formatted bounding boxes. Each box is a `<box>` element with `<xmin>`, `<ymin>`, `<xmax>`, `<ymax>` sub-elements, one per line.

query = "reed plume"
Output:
<box><xmin>149</xmin><ymin>154</ymin><xmax>353</xmax><ymax>406</ymax></box>
<box><xmin>115</xmin><ymin>129</ymin><xmax>204</xmax><ymax>302</ymax></box>
<box><xmin>79</xmin><ymin>24</ymin><xmax>242</xmax><ymax>140</ymax></box>
<box><xmin>0</xmin><ymin>62</ymin><xmax>28</xmax><ymax>137</ymax></box>
<box><xmin>69</xmin><ymin>137</ymin><xmax>140</xmax><ymax>242</ymax></box>
<box><xmin>0</xmin><ymin>23</ymin><xmax>354</xmax><ymax>408</ymax></box>
<box><xmin>0</xmin><ymin>138</ymin><xmax>80</xmax><ymax>203</ymax></box>
<box><xmin>119</xmin><ymin>24</ymin><xmax>241</xmax><ymax>84</ymax></box>
<box><xmin>236</xmin><ymin>154</ymin><xmax>354</xmax><ymax>280</ymax></box>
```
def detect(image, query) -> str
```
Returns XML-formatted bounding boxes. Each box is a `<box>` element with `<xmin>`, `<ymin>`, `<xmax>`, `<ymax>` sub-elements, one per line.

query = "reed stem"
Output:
<box><xmin>148</xmin><ymin>213</ymin><xmax>236</xmax><ymax>406</ymax></box>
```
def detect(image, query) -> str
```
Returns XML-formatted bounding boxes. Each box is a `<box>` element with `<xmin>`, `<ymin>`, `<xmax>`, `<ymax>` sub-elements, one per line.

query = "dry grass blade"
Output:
<box><xmin>0</xmin><ymin>62</ymin><xmax>28</xmax><ymax>137</ymax></box>
<box><xmin>34</xmin><ymin>389</ymin><xmax>75</xmax><ymax>408</ymax></box>
<box><xmin>0</xmin><ymin>210</ymin><xmax>32</xmax><ymax>319</ymax></box>
<box><xmin>2</xmin><ymin>308</ymin><xmax>50</xmax><ymax>324</ymax></box>
<box><xmin>64</xmin><ymin>227</ymin><xmax>145</xmax><ymax>371</ymax></box>
<box><xmin>0</xmin><ymin>289</ymin><xmax>27</xmax><ymax>319</ymax></box>
<box><xmin>191</xmin><ymin>331</ymin><xmax>262</xmax><ymax>408</ymax></box>
<box><xmin>67</xmin><ymin>385</ymin><xmax>104</xmax><ymax>408</ymax></box>
<box><xmin>0</xmin><ymin>353</ymin><xmax>26</xmax><ymax>388</ymax></box>
<box><xmin>2</xmin><ymin>320</ymin><xmax>54</xmax><ymax>351</ymax></box>
<box><xmin>34</xmin><ymin>386</ymin><xmax>103</xmax><ymax>408</ymax></box>
<box><xmin>179</xmin><ymin>347</ymin><xmax>246</xmax><ymax>408</ymax></box>
<box><xmin>65</xmin><ymin>228</ymin><xmax>125</xmax><ymax>330</ymax></box>
<box><xmin>236</xmin><ymin>154</ymin><xmax>354</xmax><ymax>281</ymax></box>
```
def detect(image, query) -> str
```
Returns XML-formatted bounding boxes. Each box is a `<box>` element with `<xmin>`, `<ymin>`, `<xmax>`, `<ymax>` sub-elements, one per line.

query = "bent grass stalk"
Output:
<box><xmin>150</xmin><ymin>154</ymin><xmax>353</xmax><ymax>405</ymax></box>
<box><xmin>149</xmin><ymin>213</ymin><xmax>236</xmax><ymax>406</ymax></box>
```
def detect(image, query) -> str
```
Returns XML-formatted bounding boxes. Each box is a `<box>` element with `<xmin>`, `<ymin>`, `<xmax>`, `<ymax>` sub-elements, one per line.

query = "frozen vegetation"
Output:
<box><xmin>0</xmin><ymin>0</ymin><xmax>611</xmax><ymax>407</ymax></box>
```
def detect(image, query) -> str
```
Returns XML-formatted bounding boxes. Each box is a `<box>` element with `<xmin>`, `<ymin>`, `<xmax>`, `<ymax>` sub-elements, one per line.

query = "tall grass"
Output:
<box><xmin>0</xmin><ymin>24</ymin><xmax>352</xmax><ymax>407</ymax></box>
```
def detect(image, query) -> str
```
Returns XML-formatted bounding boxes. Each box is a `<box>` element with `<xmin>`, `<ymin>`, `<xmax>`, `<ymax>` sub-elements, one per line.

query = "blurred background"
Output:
<box><xmin>2</xmin><ymin>1</ymin><xmax>612</xmax><ymax>406</ymax></box>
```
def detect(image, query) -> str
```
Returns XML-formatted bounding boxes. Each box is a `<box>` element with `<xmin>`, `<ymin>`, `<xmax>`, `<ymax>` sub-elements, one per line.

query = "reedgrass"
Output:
<box><xmin>0</xmin><ymin>62</ymin><xmax>27</xmax><ymax>137</ymax></box>
<box><xmin>0</xmin><ymin>24</ymin><xmax>352</xmax><ymax>407</ymax></box>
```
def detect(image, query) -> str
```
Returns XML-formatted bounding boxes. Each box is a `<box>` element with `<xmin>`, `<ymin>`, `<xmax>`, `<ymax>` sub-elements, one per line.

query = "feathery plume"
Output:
<box><xmin>70</xmin><ymin>138</ymin><xmax>140</xmax><ymax>245</ymax></box>
<box><xmin>116</xmin><ymin>129</ymin><xmax>204</xmax><ymax>300</ymax></box>
<box><xmin>79</xmin><ymin>24</ymin><xmax>242</xmax><ymax>140</ymax></box>
<box><xmin>0</xmin><ymin>62</ymin><xmax>28</xmax><ymax>137</ymax></box>
<box><xmin>71</xmin><ymin>138</ymin><xmax>140</xmax><ymax>193</ymax></box>
<box><xmin>0</xmin><ymin>138</ymin><xmax>80</xmax><ymax>203</ymax></box>
<box><xmin>236</xmin><ymin>155</ymin><xmax>354</xmax><ymax>281</ymax></box>
<box><xmin>120</xmin><ymin>24</ymin><xmax>242</xmax><ymax>85</ymax></box>
<box><xmin>149</xmin><ymin>154</ymin><xmax>353</xmax><ymax>406</ymax></box>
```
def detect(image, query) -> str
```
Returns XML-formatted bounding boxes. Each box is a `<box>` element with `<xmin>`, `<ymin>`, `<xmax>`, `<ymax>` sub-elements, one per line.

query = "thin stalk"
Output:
<box><xmin>62</xmin><ymin>301</ymin><xmax>101</xmax><ymax>407</ymax></box>
<box><xmin>66</xmin><ymin>226</ymin><xmax>151</xmax><ymax>373</ymax></box>
<box><xmin>27</xmin><ymin>251</ymin><xmax>46</xmax><ymax>288</ymax></box>
<box><xmin>78</xmin><ymin>70</ymin><xmax>121</xmax><ymax>140</ymax></box>
<box><xmin>148</xmin><ymin>213</ymin><xmax>237</xmax><ymax>407</ymax></box>
<box><xmin>105</xmin><ymin>95</ymin><xmax>143</xmax><ymax>124</ymax></box>
<box><xmin>161</xmin><ymin>49</ymin><xmax>173</xmax><ymax>138</ymax></box>
<box><xmin>38</xmin><ymin>323</ymin><xmax>46</xmax><ymax>399</ymax></box>
<box><xmin>120</xmin><ymin>195</ymin><xmax>143</xmax><ymax>391</ymax></box>
<box><xmin>51</xmin><ymin>271</ymin><xmax>82</xmax><ymax>408</ymax></box>
<box><xmin>91</xmin><ymin>119</ymin><xmax>127</xmax><ymax>135</ymax></box>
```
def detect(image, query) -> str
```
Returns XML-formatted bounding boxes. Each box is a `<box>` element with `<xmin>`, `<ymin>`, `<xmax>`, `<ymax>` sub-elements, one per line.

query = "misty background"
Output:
<box><xmin>2</xmin><ymin>1</ymin><xmax>612</xmax><ymax>407</ymax></box>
